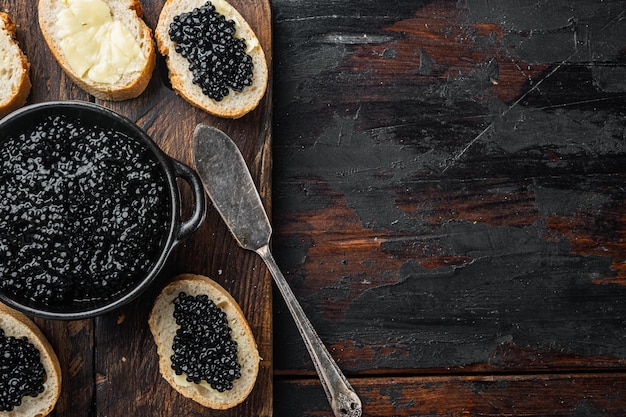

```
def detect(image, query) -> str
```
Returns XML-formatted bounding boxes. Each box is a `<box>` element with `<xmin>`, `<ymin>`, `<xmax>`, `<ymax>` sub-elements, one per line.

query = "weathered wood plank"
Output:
<box><xmin>271</xmin><ymin>0</ymin><xmax>626</xmax><ymax>375</ymax></box>
<box><xmin>276</xmin><ymin>373</ymin><xmax>626</xmax><ymax>416</ymax></box>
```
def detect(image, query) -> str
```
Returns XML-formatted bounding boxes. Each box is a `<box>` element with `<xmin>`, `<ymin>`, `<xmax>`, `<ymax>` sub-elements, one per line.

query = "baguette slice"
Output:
<box><xmin>37</xmin><ymin>0</ymin><xmax>156</xmax><ymax>100</ymax></box>
<box><xmin>0</xmin><ymin>12</ymin><xmax>31</xmax><ymax>118</ymax></box>
<box><xmin>156</xmin><ymin>0</ymin><xmax>268</xmax><ymax>118</ymax></box>
<box><xmin>0</xmin><ymin>303</ymin><xmax>61</xmax><ymax>417</ymax></box>
<box><xmin>148</xmin><ymin>274</ymin><xmax>260</xmax><ymax>410</ymax></box>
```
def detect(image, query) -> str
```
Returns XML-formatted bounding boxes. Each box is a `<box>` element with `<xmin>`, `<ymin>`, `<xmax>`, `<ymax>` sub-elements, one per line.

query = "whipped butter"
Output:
<box><xmin>56</xmin><ymin>0</ymin><xmax>146</xmax><ymax>84</ymax></box>
<box><xmin>173</xmin><ymin>373</ymin><xmax>213</xmax><ymax>392</ymax></box>
<box><xmin>210</xmin><ymin>0</ymin><xmax>258</xmax><ymax>54</ymax></box>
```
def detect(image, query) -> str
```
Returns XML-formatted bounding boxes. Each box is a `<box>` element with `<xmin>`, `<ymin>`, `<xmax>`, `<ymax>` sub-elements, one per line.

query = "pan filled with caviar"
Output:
<box><xmin>0</xmin><ymin>101</ymin><xmax>206</xmax><ymax>319</ymax></box>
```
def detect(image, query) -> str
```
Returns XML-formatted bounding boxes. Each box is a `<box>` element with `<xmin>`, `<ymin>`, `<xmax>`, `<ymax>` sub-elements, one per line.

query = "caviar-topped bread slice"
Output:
<box><xmin>38</xmin><ymin>0</ymin><xmax>156</xmax><ymax>100</ymax></box>
<box><xmin>156</xmin><ymin>0</ymin><xmax>268</xmax><ymax>118</ymax></box>
<box><xmin>0</xmin><ymin>12</ymin><xmax>31</xmax><ymax>118</ymax></box>
<box><xmin>0</xmin><ymin>303</ymin><xmax>61</xmax><ymax>416</ymax></box>
<box><xmin>148</xmin><ymin>274</ymin><xmax>260</xmax><ymax>409</ymax></box>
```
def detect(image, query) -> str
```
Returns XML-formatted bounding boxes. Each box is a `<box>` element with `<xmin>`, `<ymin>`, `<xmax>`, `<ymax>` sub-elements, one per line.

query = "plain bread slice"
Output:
<box><xmin>0</xmin><ymin>12</ymin><xmax>31</xmax><ymax>118</ymax></box>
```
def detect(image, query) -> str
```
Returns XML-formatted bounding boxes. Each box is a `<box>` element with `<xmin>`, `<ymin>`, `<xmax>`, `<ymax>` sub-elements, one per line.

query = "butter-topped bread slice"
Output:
<box><xmin>0</xmin><ymin>12</ymin><xmax>31</xmax><ymax>118</ymax></box>
<box><xmin>38</xmin><ymin>0</ymin><xmax>156</xmax><ymax>100</ymax></box>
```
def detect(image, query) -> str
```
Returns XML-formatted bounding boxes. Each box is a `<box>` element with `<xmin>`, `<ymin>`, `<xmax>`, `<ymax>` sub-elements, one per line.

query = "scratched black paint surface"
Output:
<box><xmin>271</xmin><ymin>0</ymin><xmax>626</xmax><ymax>372</ymax></box>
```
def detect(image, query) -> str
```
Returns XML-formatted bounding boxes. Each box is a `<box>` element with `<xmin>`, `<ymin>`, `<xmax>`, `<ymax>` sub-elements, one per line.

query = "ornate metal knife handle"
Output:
<box><xmin>257</xmin><ymin>245</ymin><xmax>362</xmax><ymax>417</ymax></box>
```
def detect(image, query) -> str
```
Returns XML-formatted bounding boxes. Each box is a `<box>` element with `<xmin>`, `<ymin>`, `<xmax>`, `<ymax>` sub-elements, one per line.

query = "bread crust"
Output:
<box><xmin>148</xmin><ymin>274</ymin><xmax>260</xmax><ymax>409</ymax></box>
<box><xmin>37</xmin><ymin>0</ymin><xmax>156</xmax><ymax>101</ymax></box>
<box><xmin>156</xmin><ymin>0</ymin><xmax>268</xmax><ymax>118</ymax></box>
<box><xmin>0</xmin><ymin>303</ymin><xmax>62</xmax><ymax>417</ymax></box>
<box><xmin>0</xmin><ymin>12</ymin><xmax>31</xmax><ymax>118</ymax></box>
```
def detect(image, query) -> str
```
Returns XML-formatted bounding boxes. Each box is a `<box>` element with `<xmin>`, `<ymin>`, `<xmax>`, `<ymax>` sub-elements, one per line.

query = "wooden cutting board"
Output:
<box><xmin>2</xmin><ymin>0</ymin><xmax>273</xmax><ymax>415</ymax></box>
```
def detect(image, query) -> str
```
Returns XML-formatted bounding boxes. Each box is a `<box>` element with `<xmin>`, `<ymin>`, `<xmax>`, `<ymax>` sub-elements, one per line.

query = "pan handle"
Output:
<box><xmin>172</xmin><ymin>159</ymin><xmax>206</xmax><ymax>243</ymax></box>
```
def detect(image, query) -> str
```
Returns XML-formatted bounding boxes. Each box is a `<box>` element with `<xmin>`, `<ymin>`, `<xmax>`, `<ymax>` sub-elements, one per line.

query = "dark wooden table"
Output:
<box><xmin>3</xmin><ymin>0</ymin><xmax>626</xmax><ymax>415</ymax></box>
<box><xmin>271</xmin><ymin>0</ymin><xmax>626</xmax><ymax>415</ymax></box>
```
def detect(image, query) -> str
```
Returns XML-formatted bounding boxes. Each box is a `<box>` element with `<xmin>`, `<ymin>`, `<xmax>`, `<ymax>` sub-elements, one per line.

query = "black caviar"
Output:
<box><xmin>0</xmin><ymin>328</ymin><xmax>45</xmax><ymax>411</ymax></box>
<box><xmin>169</xmin><ymin>1</ymin><xmax>254</xmax><ymax>101</ymax></box>
<box><xmin>171</xmin><ymin>292</ymin><xmax>241</xmax><ymax>392</ymax></box>
<box><xmin>0</xmin><ymin>114</ymin><xmax>170</xmax><ymax>308</ymax></box>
